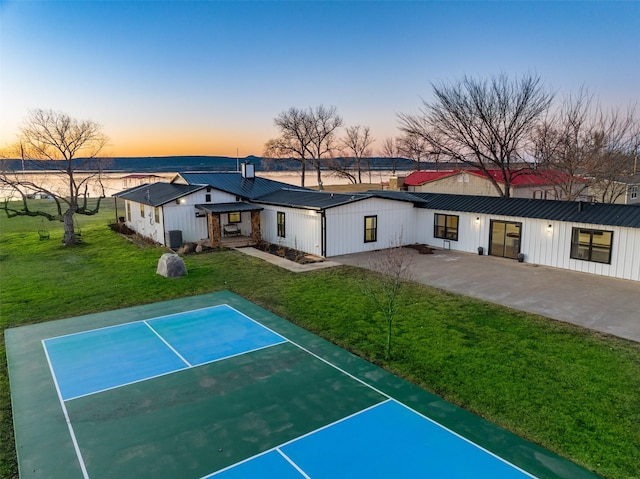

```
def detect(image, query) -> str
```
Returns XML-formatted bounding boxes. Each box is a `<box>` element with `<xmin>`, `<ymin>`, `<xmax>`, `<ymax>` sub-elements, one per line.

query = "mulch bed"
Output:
<box><xmin>254</xmin><ymin>241</ymin><xmax>323</xmax><ymax>264</ymax></box>
<box><xmin>404</xmin><ymin>244</ymin><xmax>435</xmax><ymax>254</ymax></box>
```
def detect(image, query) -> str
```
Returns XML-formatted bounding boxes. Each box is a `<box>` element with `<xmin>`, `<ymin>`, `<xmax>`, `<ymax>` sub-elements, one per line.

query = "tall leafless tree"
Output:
<box><xmin>263</xmin><ymin>107</ymin><xmax>313</xmax><ymax>187</ymax></box>
<box><xmin>399</xmin><ymin>73</ymin><xmax>554</xmax><ymax>196</ymax></box>
<box><xmin>340</xmin><ymin>125</ymin><xmax>374</xmax><ymax>183</ymax></box>
<box><xmin>264</xmin><ymin>105</ymin><xmax>342</xmax><ymax>189</ymax></box>
<box><xmin>0</xmin><ymin>109</ymin><xmax>109</xmax><ymax>246</ymax></box>
<box><xmin>533</xmin><ymin>90</ymin><xmax>639</xmax><ymax>202</ymax></box>
<box><xmin>305</xmin><ymin>105</ymin><xmax>343</xmax><ymax>190</ymax></box>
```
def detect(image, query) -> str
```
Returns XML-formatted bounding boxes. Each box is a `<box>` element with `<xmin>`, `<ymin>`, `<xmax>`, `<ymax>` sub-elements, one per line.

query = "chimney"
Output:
<box><xmin>241</xmin><ymin>162</ymin><xmax>255</xmax><ymax>179</ymax></box>
<box><xmin>389</xmin><ymin>175</ymin><xmax>406</xmax><ymax>191</ymax></box>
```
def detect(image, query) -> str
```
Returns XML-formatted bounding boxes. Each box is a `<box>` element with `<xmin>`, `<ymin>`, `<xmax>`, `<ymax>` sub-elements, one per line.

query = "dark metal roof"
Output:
<box><xmin>113</xmin><ymin>183</ymin><xmax>205</xmax><ymax>207</ymax></box>
<box><xmin>409</xmin><ymin>192</ymin><xmax>640</xmax><ymax>228</ymax></box>
<box><xmin>177</xmin><ymin>172</ymin><xmax>305</xmax><ymax>200</ymax></box>
<box><xmin>195</xmin><ymin>202</ymin><xmax>263</xmax><ymax>214</ymax></box>
<box><xmin>365</xmin><ymin>190</ymin><xmax>430</xmax><ymax>206</ymax></box>
<box><xmin>253</xmin><ymin>189</ymin><xmax>372</xmax><ymax>210</ymax></box>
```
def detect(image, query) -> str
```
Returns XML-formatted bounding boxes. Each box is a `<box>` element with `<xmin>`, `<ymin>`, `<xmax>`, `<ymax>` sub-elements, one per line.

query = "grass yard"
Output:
<box><xmin>1</xmin><ymin>200</ymin><xmax>639</xmax><ymax>479</ymax></box>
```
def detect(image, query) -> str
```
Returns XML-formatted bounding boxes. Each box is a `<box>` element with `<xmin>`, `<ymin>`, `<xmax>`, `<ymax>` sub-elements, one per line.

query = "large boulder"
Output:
<box><xmin>156</xmin><ymin>253</ymin><xmax>187</xmax><ymax>278</ymax></box>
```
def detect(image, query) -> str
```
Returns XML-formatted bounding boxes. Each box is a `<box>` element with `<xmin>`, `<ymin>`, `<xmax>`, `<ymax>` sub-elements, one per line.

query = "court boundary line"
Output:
<box><xmin>41</xmin><ymin>341</ymin><xmax>90</xmax><ymax>479</ymax></box>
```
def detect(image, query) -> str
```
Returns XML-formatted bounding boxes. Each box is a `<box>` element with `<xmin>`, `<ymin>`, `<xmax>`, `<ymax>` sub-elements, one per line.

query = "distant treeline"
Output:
<box><xmin>1</xmin><ymin>155</ymin><xmax>424</xmax><ymax>173</ymax></box>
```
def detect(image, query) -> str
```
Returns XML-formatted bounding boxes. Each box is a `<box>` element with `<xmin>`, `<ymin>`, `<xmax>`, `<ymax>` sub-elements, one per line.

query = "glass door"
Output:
<box><xmin>489</xmin><ymin>220</ymin><xmax>521</xmax><ymax>259</ymax></box>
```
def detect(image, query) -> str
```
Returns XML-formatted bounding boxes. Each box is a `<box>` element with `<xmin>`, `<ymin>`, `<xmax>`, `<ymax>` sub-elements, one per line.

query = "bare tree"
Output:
<box><xmin>341</xmin><ymin>125</ymin><xmax>374</xmax><ymax>183</ymax></box>
<box><xmin>533</xmin><ymin>90</ymin><xmax>639</xmax><ymax>202</ymax></box>
<box><xmin>396</xmin><ymin>131</ymin><xmax>433</xmax><ymax>171</ymax></box>
<box><xmin>263</xmin><ymin>107</ymin><xmax>313</xmax><ymax>187</ymax></box>
<box><xmin>380</xmin><ymin>137</ymin><xmax>403</xmax><ymax>175</ymax></box>
<box><xmin>399</xmin><ymin>73</ymin><xmax>554</xmax><ymax>196</ymax></box>
<box><xmin>264</xmin><ymin>105</ymin><xmax>342</xmax><ymax>189</ymax></box>
<box><xmin>0</xmin><ymin>109</ymin><xmax>109</xmax><ymax>246</ymax></box>
<box><xmin>306</xmin><ymin>105</ymin><xmax>343</xmax><ymax>190</ymax></box>
<box><xmin>361</xmin><ymin>234</ymin><xmax>414</xmax><ymax>360</ymax></box>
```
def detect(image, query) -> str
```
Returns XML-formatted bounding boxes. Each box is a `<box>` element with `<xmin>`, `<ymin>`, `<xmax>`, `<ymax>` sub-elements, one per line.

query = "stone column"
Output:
<box><xmin>209</xmin><ymin>214</ymin><xmax>221</xmax><ymax>247</ymax></box>
<box><xmin>250</xmin><ymin>211</ymin><xmax>261</xmax><ymax>243</ymax></box>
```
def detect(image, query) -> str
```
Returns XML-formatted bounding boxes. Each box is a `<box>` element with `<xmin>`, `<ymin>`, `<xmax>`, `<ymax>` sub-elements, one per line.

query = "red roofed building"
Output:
<box><xmin>399</xmin><ymin>169</ymin><xmax>588</xmax><ymax>200</ymax></box>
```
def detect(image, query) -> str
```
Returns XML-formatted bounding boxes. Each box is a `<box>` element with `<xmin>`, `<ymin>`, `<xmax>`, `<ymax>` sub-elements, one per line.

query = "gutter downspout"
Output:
<box><xmin>321</xmin><ymin>210</ymin><xmax>326</xmax><ymax>258</ymax></box>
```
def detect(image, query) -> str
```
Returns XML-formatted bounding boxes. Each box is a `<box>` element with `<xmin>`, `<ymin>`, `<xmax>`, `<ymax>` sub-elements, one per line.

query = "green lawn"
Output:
<box><xmin>1</xmin><ymin>201</ymin><xmax>639</xmax><ymax>479</ymax></box>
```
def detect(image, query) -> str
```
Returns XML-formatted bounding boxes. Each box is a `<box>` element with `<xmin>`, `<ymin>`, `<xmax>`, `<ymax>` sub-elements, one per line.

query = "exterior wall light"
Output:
<box><xmin>547</xmin><ymin>224</ymin><xmax>553</xmax><ymax>233</ymax></box>
<box><xmin>475</xmin><ymin>217</ymin><xmax>480</xmax><ymax>225</ymax></box>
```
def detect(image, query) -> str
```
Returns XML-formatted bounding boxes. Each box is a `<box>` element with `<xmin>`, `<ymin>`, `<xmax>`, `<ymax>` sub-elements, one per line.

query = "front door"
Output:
<box><xmin>489</xmin><ymin>220</ymin><xmax>522</xmax><ymax>259</ymax></box>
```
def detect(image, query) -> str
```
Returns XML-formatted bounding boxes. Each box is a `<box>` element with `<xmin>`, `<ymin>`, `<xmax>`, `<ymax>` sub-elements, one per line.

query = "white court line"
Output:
<box><xmin>276</xmin><ymin>449</ymin><xmax>311</xmax><ymax>479</ymax></box>
<box><xmin>143</xmin><ymin>320</ymin><xmax>193</xmax><ymax>367</ymax></box>
<box><xmin>41</xmin><ymin>340</ymin><xmax>90</xmax><ymax>479</ymax></box>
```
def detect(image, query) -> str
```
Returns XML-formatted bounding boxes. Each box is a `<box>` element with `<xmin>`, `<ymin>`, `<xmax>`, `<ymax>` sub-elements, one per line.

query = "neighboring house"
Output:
<box><xmin>588</xmin><ymin>174</ymin><xmax>640</xmax><ymax>205</ymax></box>
<box><xmin>400</xmin><ymin>169</ymin><xmax>588</xmax><ymax>200</ymax></box>
<box><xmin>114</xmin><ymin>165</ymin><xmax>640</xmax><ymax>282</ymax></box>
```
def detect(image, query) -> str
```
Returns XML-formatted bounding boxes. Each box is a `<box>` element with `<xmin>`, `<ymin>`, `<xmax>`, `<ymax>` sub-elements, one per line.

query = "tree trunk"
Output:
<box><xmin>316</xmin><ymin>164</ymin><xmax>324</xmax><ymax>190</ymax></box>
<box><xmin>63</xmin><ymin>208</ymin><xmax>79</xmax><ymax>246</ymax></box>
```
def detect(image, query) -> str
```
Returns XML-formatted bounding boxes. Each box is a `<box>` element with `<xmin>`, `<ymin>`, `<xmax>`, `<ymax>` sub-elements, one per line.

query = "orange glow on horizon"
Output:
<box><xmin>106</xmin><ymin>130</ymin><xmax>268</xmax><ymax>158</ymax></box>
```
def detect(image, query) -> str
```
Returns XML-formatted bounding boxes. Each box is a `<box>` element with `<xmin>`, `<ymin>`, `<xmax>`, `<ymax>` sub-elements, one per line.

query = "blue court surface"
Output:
<box><xmin>7</xmin><ymin>291</ymin><xmax>599</xmax><ymax>479</ymax></box>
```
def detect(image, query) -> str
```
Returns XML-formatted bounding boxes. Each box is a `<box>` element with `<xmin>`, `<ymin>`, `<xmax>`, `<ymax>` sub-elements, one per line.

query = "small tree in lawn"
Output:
<box><xmin>362</xmin><ymin>234</ymin><xmax>414</xmax><ymax>360</ymax></box>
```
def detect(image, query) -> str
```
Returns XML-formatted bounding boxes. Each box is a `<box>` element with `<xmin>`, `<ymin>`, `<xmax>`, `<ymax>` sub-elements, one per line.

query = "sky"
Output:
<box><xmin>1</xmin><ymin>0</ymin><xmax>639</xmax><ymax>158</ymax></box>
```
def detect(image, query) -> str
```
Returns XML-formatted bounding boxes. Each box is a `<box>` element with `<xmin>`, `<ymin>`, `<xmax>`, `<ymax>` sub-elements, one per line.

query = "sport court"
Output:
<box><xmin>6</xmin><ymin>291</ymin><xmax>598</xmax><ymax>479</ymax></box>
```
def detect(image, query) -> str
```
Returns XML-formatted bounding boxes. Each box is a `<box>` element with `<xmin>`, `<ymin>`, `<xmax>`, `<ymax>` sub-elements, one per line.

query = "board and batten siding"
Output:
<box><xmin>259</xmin><ymin>205</ymin><xmax>322</xmax><ymax>256</ymax></box>
<box><xmin>325</xmin><ymin>198</ymin><xmax>418</xmax><ymax>257</ymax></box>
<box><xmin>125</xmin><ymin>200</ymin><xmax>164</xmax><ymax>244</ymax></box>
<box><xmin>419</xmin><ymin>209</ymin><xmax>640</xmax><ymax>282</ymax></box>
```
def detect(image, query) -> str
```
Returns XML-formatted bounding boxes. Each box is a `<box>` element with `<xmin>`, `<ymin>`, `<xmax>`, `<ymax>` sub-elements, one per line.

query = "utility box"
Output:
<box><xmin>166</xmin><ymin>230</ymin><xmax>183</xmax><ymax>249</ymax></box>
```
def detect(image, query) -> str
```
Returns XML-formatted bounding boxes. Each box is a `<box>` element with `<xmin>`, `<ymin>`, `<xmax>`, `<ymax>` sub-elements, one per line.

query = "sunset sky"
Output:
<box><xmin>1</xmin><ymin>1</ymin><xmax>638</xmax><ymax>158</ymax></box>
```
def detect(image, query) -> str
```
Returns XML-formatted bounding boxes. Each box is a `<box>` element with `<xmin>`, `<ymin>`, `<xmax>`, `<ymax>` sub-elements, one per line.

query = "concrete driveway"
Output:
<box><xmin>335</xmin><ymin>248</ymin><xmax>640</xmax><ymax>344</ymax></box>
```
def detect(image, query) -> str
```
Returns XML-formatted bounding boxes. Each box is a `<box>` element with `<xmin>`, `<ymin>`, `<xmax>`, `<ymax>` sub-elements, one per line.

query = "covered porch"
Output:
<box><xmin>195</xmin><ymin>202</ymin><xmax>263</xmax><ymax>248</ymax></box>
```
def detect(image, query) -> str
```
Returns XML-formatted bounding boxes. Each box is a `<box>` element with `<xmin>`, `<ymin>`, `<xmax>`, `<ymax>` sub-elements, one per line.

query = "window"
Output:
<box><xmin>570</xmin><ymin>228</ymin><xmax>613</xmax><ymax>264</ymax></box>
<box><xmin>631</xmin><ymin>186</ymin><xmax>637</xmax><ymax>200</ymax></box>
<box><xmin>277</xmin><ymin>212</ymin><xmax>286</xmax><ymax>237</ymax></box>
<box><xmin>126</xmin><ymin>201</ymin><xmax>131</xmax><ymax>222</ymax></box>
<box><xmin>154</xmin><ymin>207</ymin><xmax>160</xmax><ymax>224</ymax></box>
<box><xmin>364</xmin><ymin>215</ymin><xmax>377</xmax><ymax>243</ymax></box>
<box><xmin>434</xmin><ymin>214</ymin><xmax>459</xmax><ymax>241</ymax></box>
<box><xmin>228</xmin><ymin>212</ymin><xmax>241</xmax><ymax>224</ymax></box>
<box><xmin>205</xmin><ymin>194</ymin><xmax>211</xmax><ymax>203</ymax></box>
<box><xmin>140</xmin><ymin>204</ymin><xmax>145</xmax><ymax>217</ymax></box>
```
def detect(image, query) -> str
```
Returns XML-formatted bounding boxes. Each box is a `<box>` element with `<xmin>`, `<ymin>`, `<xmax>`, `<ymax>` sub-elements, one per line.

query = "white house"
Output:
<box><xmin>114</xmin><ymin>167</ymin><xmax>640</xmax><ymax>282</ymax></box>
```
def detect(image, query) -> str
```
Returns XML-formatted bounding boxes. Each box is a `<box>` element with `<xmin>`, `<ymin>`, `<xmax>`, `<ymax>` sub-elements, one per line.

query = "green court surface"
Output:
<box><xmin>6</xmin><ymin>291</ymin><xmax>599</xmax><ymax>479</ymax></box>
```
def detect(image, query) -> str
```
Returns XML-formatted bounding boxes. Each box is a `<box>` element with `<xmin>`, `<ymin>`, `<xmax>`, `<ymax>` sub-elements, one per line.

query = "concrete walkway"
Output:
<box><xmin>234</xmin><ymin>245</ymin><xmax>640</xmax><ymax>343</ymax></box>
<box><xmin>336</xmin><ymin>248</ymin><xmax>640</xmax><ymax>344</ymax></box>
